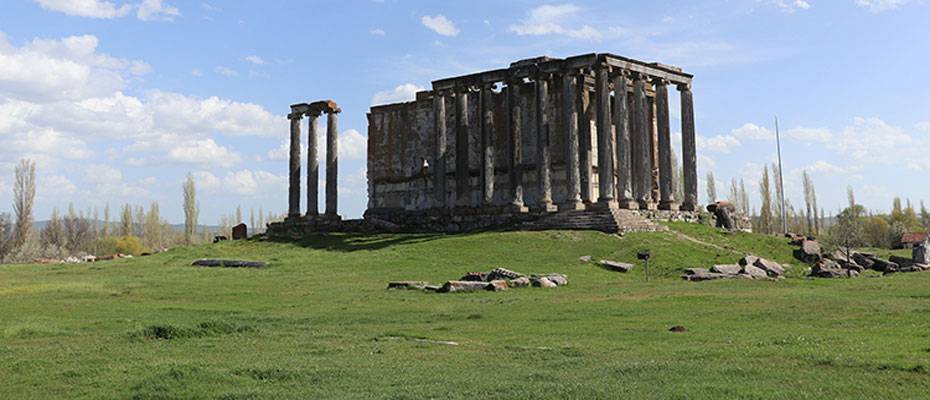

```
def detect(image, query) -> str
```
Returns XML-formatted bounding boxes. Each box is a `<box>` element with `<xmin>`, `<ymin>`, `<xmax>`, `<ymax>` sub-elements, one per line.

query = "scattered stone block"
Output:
<box><xmin>438</xmin><ymin>281</ymin><xmax>491</xmax><ymax>293</ymax></box>
<box><xmin>914</xmin><ymin>244</ymin><xmax>930</xmax><ymax>264</ymax></box>
<box><xmin>231</xmin><ymin>223</ymin><xmax>247</xmax><ymax>240</ymax></box>
<box><xmin>459</xmin><ymin>272</ymin><xmax>487</xmax><ymax>282</ymax></box>
<box><xmin>742</xmin><ymin>264</ymin><xmax>768</xmax><ymax>279</ymax></box>
<box><xmin>536</xmin><ymin>274</ymin><xmax>568</xmax><ymax>286</ymax></box>
<box><xmin>599</xmin><ymin>259</ymin><xmax>634</xmax><ymax>273</ymax></box>
<box><xmin>531</xmin><ymin>277</ymin><xmax>558</xmax><ymax>288</ymax></box>
<box><xmin>579</xmin><ymin>255</ymin><xmax>592</xmax><ymax>263</ymax></box>
<box><xmin>486</xmin><ymin>267</ymin><xmax>522</xmax><ymax>281</ymax></box>
<box><xmin>485</xmin><ymin>280</ymin><xmax>509</xmax><ymax>291</ymax></box>
<box><xmin>753</xmin><ymin>258</ymin><xmax>785</xmax><ymax>277</ymax></box>
<box><xmin>710</xmin><ymin>264</ymin><xmax>742</xmax><ymax>275</ymax></box>
<box><xmin>738</xmin><ymin>255</ymin><xmax>760</xmax><ymax>267</ymax></box>
<box><xmin>387</xmin><ymin>281</ymin><xmax>429</xmax><ymax>290</ymax></box>
<box><xmin>508</xmin><ymin>277</ymin><xmax>531</xmax><ymax>287</ymax></box>
<box><xmin>793</xmin><ymin>240</ymin><xmax>822</xmax><ymax>263</ymax></box>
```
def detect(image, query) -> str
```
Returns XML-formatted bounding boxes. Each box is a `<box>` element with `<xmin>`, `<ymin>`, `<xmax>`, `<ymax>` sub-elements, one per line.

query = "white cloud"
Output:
<box><xmin>801</xmin><ymin>160</ymin><xmax>861</xmax><ymax>176</ymax></box>
<box><xmin>167</xmin><ymin>138</ymin><xmax>241</xmax><ymax>168</ymax></box>
<box><xmin>36</xmin><ymin>0</ymin><xmax>179</xmax><ymax>21</ymax></box>
<box><xmin>772</xmin><ymin>0</ymin><xmax>811</xmax><ymax>13</ymax></box>
<box><xmin>916</xmin><ymin>121</ymin><xmax>930</xmax><ymax>132</ymax></box>
<box><xmin>84</xmin><ymin>164</ymin><xmax>123</xmax><ymax>184</ymax></box>
<box><xmin>786</xmin><ymin>126</ymin><xmax>832</xmax><ymax>142</ymax></box>
<box><xmin>855</xmin><ymin>0</ymin><xmax>915</xmax><ymax>12</ymax></box>
<box><xmin>827</xmin><ymin>117</ymin><xmax>910</xmax><ymax>161</ymax></box>
<box><xmin>35</xmin><ymin>0</ymin><xmax>131</xmax><ymax>19</ymax></box>
<box><xmin>421</xmin><ymin>15</ymin><xmax>460</xmax><ymax>37</ymax></box>
<box><xmin>214</xmin><ymin>66</ymin><xmax>238</xmax><ymax>77</ymax></box>
<box><xmin>508</xmin><ymin>4</ymin><xmax>602</xmax><ymax>40</ymax></box>
<box><xmin>370</xmin><ymin>28</ymin><xmax>386</xmax><ymax>36</ymax></box>
<box><xmin>40</xmin><ymin>175</ymin><xmax>77</xmax><ymax>197</ymax></box>
<box><xmin>0</xmin><ymin>34</ymin><xmax>146</xmax><ymax>102</ymax></box>
<box><xmin>731</xmin><ymin>123</ymin><xmax>774</xmax><ymax>140</ymax></box>
<box><xmin>195</xmin><ymin>169</ymin><xmax>285</xmax><ymax>196</ymax></box>
<box><xmin>136</xmin><ymin>0</ymin><xmax>180</xmax><ymax>21</ymax></box>
<box><xmin>371</xmin><ymin>83</ymin><xmax>424</xmax><ymax>106</ymax></box>
<box><xmin>697</xmin><ymin>134</ymin><xmax>741</xmax><ymax>153</ymax></box>
<box><xmin>243</xmin><ymin>55</ymin><xmax>265</xmax><ymax>65</ymax></box>
<box><xmin>191</xmin><ymin>68</ymin><xmax>203</xmax><ymax>77</ymax></box>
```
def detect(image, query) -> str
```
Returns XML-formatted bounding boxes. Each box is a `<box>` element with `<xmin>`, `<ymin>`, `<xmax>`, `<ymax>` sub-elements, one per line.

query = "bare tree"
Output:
<box><xmin>134</xmin><ymin>205</ymin><xmax>145</xmax><ymax>238</ymax></box>
<box><xmin>729</xmin><ymin>178</ymin><xmax>739</xmax><ymax>210</ymax></box>
<box><xmin>144</xmin><ymin>202</ymin><xmax>162</xmax><ymax>249</ymax></box>
<box><xmin>183</xmin><ymin>173</ymin><xmax>198</xmax><ymax>244</ymax></box>
<box><xmin>13</xmin><ymin>159</ymin><xmax>36</xmax><ymax>250</ymax></box>
<box><xmin>257</xmin><ymin>206</ymin><xmax>265</xmax><ymax>234</ymax></box>
<box><xmin>236</xmin><ymin>205</ymin><xmax>242</xmax><ymax>225</ymax></box>
<box><xmin>706</xmin><ymin>171</ymin><xmax>717</xmax><ymax>204</ymax></box>
<box><xmin>249</xmin><ymin>208</ymin><xmax>255</xmax><ymax>236</ymax></box>
<box><xmin>771</xmin><ymin>162</ymin><xmax>785</xmax><ymax>232</ymax></box>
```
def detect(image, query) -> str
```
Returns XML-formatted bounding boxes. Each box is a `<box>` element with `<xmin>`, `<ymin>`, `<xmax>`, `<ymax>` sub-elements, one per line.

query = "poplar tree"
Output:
<box><xmin>183</xmin><ymin>173</ymin><xmax>198</xmax><ymax>244</ymax></box>
<box><xmin>759</xmin><ymin>165</ymin><xmax>773</xmax><ymax>233</ymax></box>
<box><xmin>13</xmin><ymin>159</ymin><xmax>36</xmax><ymax>250</ymax></box>
<box><xmin>705</xmin><ymin>171</ymin><xmax>717</xmax><ymax>204</ymax></box>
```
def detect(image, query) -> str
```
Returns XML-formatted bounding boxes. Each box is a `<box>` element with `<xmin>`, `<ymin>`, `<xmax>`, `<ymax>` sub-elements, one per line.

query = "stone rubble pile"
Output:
<box><xmin>785</xmin><ymin>232</ymin><xmax>930</xmax><ymax>278</ymax></box>
<box><xmin>681</xmin><ymin>255</ymin><xmax>786</xmax><ymax>281</ymax></box>
<box><xmin>387</xmin><ymin>267</ymin><xmax>568</xmax><ymax>293</ymax></box>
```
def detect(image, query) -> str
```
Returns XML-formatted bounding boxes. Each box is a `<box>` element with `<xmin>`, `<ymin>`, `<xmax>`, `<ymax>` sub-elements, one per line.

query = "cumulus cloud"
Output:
<box><xmin>786</xmin><ymin>126</ymin><xmax>832</xmax><ymax>142</ymax></box>
<box><xmin>35</xmin><ymin>0</ymin><xmax>131</xmax><ymax>18</ymax></box>
<box><xmin>370</xmin><ymin>28</ymin><xmax>385</xmax><ymax>36</ymax></box>
<box><xmin>371</xmin><ymin>83</ymin><xmax>424</xmax><ymax>106</ymax></box>
<box><xmin>827</xmin><ymin>117</ymin><xmax>911</xmax><ymax>161</ymax></box>
<box><xmin>421</xmin><ymin>15</ymin><xmax>459</xmax><ymax>37</ymax></box>
<box><xmin>35</xmin><ymin>0</ymin><xmax>179</xmax><ymax>21</ymax></box>
<box><xmin>731</xmin><ymin>123</ymin><xmax>774</xmax><ymax>140</ymax></box>
<box><xmin>195</xmin><ymin>169</ymin><xmax>285</xmax><ymax>196</ymax></box>
<box><xmin>0</xmin><ymin>34</ymin><xmax>147</xmax><ymax>102</ymax></box>
<box><xmin>508</xmin><ymin>4</ymin><xmax>602</xmax><ymax>40</ymax></box>
<box><xmin>697</xmin><ymin>135</ymin><xmax>741</xmax><ymax>153</ymax></box>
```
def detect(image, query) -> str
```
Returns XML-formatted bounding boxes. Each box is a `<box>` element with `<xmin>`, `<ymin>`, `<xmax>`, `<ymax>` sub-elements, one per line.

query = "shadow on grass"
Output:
<box><xmin>265</xmin><ymin>233</ymin><xmax>445</xmax><ymax>252</ymax></box>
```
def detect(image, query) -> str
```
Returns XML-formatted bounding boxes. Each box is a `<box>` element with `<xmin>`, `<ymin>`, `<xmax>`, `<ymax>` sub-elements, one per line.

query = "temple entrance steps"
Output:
<box><xmin>520</xmin><ymin>207</ymin><xmax>668</xmax><ymax>234</ymax></box>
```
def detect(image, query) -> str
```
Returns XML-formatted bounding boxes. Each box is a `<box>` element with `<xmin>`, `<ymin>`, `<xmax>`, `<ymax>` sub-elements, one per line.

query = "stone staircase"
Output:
<box><xmin>521</xmin><ymin>207</ymin><xmax>668</xmax><ymax>233</ymax></box>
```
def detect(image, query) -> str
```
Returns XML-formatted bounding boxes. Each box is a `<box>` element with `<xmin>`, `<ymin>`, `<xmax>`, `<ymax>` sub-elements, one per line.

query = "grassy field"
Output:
<box><xmin>2</xmin><ymin>223</ymin><xmax>929</xmax><ymax>399</ymax></box>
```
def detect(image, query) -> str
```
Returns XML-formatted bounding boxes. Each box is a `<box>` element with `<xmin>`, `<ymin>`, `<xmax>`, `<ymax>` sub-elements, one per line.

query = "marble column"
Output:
<box><xmin>324</xmin><ymin>110</ymin><xmax>339</xmax><ymax>218</ymax></box>
<box><xmin>433</xmin><ymin>91</ymin><xmax>448</xmax><ymax>209</ymax></box>
<box><xmin>506</xmin><ymin>80</ymin><xmax>527</xmax><ymax>212</ymax></box>
<box><xmin>455</xmin><ymin>88</ymin><xmax>469</xmax><ymax>207</ymax></box>
<box><xmin>613</xmin><ymin>71</ymin><xmax>636</xmax><ymax>209</ymax></box>
<box><xmin>287</xmin><ymin>110</ymin><xmax>302</xmax><ymax>219</ymax></box>
<box><xmin>595</xmin><ymin>64</ymin><xmax>616</xmax><ymax>207</ymax></box>
<box><xmin>631</xmin><ymin>73</ymin><xmax>653</xmax><ymax>209</ymax></box>
<box><xmin>578</xmin><ymin>72</ymin><xmax>594</xmax><ymax>204</ymax></box>
<box><xmin>479</xmin><ymin>85</ymin><xmax>495</xmax><ymax>206</ymax></box>
<box><xmin>306</xmin><ymin>110</ymin><xmax>320</xmax><ymax>217</ymax></box>
<box><xmin>560</xmin><ymin>71</ymin><xmax>584</xmax><ymax>211</ymax></box>
<box><xmin>679</xmin><ymin>83</ymin><xmax>698</xmax><ymax>211</ymax></box>
<box><xmin>655</xmin><ymin>79</ymin><xmax>677</xmax><ymax>210</ymax></box>
<box><xmin>535</xmin><ymin>75</ymin><xmax>556</xmax><ymax>212</ymax></box>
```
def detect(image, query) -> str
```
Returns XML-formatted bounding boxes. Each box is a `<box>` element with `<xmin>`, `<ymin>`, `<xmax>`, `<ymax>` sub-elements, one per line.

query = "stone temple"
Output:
<box><xmin>269</xmin><ymin>53</ymin><xmax>699</xmax><ymax>235</ymax></box>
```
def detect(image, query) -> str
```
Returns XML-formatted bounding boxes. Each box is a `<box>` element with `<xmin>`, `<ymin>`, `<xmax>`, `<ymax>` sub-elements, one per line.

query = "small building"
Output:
<box><xmin>899</xmin><ymin>232</ymin><xmax>928</xmax><ymax>248</ymax></box>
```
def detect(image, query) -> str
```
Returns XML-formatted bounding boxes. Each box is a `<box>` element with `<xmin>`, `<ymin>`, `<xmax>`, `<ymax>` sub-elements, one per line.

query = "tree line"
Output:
<box><xmin>0</xmin><ymin>160</ymin><xmax>284</xmax><ymax>263</ymax></box>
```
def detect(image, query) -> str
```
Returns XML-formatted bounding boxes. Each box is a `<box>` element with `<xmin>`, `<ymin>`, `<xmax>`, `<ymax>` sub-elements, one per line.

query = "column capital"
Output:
<box><xmin>652</xmin><ymin>77</ymin><xmax>668</xmax><ymax>87</ymax></box>
<box><xmin>287</xmin><ymin>112</ymin><xmax>303</xmax><ymax>120</ymax></box>
<box><xmin>676</xmin><ymin>82</ymin><xmax>692</xmax><ymax>91</ymax></box>
<box><xmin>630</xmin><ymin>71</ymin><xmax>647</xmax><ymax>81</ymax></box>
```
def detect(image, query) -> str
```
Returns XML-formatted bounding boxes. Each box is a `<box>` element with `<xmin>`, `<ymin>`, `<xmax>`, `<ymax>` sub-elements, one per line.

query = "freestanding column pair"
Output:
<box><xmin>286</xmin><ymin>101</ymin><xmax>340</xmax><ymax>220</ymax></box>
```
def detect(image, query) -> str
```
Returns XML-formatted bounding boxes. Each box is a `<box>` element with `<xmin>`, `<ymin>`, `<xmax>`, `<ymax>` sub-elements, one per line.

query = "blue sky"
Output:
<box><xmin>0</xmin><ymin>0</ymin><xmax>928</xmax><ymax>224</ymax></box>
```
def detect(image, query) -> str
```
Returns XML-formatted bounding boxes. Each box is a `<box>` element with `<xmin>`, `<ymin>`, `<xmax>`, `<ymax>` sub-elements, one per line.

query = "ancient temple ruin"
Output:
<box><xmin>270</xmin><ymin>53</ymin><xmax>699</xmax><ymax>235</ymax></box>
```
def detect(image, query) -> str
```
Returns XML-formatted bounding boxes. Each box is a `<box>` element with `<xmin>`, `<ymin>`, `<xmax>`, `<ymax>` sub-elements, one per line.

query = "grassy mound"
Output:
<box><xmin>1</xmin><ymin>226</ymin><xmax>929</xmax><ymax>399</ymax></box>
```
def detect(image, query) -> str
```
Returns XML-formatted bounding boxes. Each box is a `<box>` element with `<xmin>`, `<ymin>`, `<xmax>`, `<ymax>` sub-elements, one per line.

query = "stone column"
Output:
<box><xmin>306</xmin><ymin>110</ymin><xmax>320</xmax><ymax>217</ymax></box>
<box><xmin>679</xmin><ymin>83</ymin><xmax>698</xmax><ymax>211</ymax></box>
<box><xmin>433</xmin><ymin>91</ymin><xmax>448</xmax><ymax>209</ymax></box>
<box><xmin>287</xmin><ymin>110</ymin><xmax>302</xmax><ymax>219</ymax></box>
<box><xmin>578</xmin><ymin>72</ymin><xmax>594</xmax><ymax>204</ymax></box>
<box><xmin>535</xmin><ymin>74</ymin><xmax>556</xmax><ymax>212</ymax></box>
<box><xmin>613</xmin><ymin>71</ymin><xmax>636</xmax><ymax>209</ymax></box>
<box><xmin>506</xmin><ymin>79</ymin><xmax>527</xmax><ymax>212</ymax></box>
<box><xmin>324</xmin><ymin>109</ymin><xmax>340</xmax><ymax>218</ymax></box>
<box><xmin>479</xmin><ymin>84</ymin><xmax>495</xmax><ymax>206</ymax></box>
<box><xmin>595</xmin><ymin>63</ymin><xmax>616</xmax><ymax>207</ymax></box>
<box><xmin>631</xmin><ymin>73</ymin><xmax>653</xmax><ymax>209</ymax></box>
<box><xmin>455</xmin><ymin>88</ymin><xmax>470</xmax><ymax>207</ymax></box>
<box><xmin>560</xmin><ymin>71</ymin><xmax>584</xmax><ymax>211</ymax></box>
<box><xmin>655</xmin><ymin>79</ymin><xmax>678</xmax><ymax>210</ymax></box>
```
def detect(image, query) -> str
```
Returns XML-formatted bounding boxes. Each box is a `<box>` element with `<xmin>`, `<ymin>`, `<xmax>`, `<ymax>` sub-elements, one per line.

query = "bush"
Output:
<box><xmin>93</xmin><ymin>236</ymin><xmax>148</xmax><ymax>256</ymax></box>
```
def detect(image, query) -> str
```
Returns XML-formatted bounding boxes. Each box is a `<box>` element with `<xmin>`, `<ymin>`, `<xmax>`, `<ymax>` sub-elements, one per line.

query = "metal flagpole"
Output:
<box><xmin>775</xmin><ymin>116</ymin><xmax>788</xmax><ymax>235</ymax></box>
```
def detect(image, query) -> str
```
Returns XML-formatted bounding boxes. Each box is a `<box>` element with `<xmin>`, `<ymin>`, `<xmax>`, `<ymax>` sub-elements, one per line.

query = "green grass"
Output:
<box><xmin>1</xmin><ymin>224</ymin><xmax>929</xmax><ymax>399</ymax></box>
